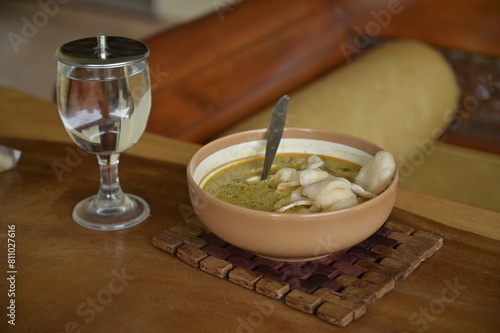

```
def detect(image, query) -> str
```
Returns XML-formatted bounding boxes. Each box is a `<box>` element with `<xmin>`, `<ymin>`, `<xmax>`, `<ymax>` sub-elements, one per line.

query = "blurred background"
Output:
<box><xmin>0</xmin><ymin>0</ymin><xmax>215</xmax><ymax>101</ymax></box>
<box><xmin>1</xmin><ymin>0</ymin><xmax>499</xmax><ymax>212</ymax></box>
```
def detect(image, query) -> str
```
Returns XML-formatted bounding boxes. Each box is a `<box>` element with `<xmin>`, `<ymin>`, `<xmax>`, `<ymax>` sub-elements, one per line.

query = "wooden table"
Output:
<box><xmin>1</xmin><ymin>86</ymin><xmax>499</xmax><ymax>332</ymax></box>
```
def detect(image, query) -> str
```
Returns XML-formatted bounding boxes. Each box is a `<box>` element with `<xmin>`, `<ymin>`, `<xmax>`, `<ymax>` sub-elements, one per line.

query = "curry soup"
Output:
<box><xmin>203</xmin><ymin>154</ymin><xmax>360</xmax><ymax>212</ymax></box>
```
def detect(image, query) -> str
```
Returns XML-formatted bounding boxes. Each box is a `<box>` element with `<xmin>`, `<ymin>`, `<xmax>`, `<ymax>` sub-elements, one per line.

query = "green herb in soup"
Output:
<box><xmin>203</xmin><ymin>154</ymin><xmax>361</xmax><ymax>213</ymax></box>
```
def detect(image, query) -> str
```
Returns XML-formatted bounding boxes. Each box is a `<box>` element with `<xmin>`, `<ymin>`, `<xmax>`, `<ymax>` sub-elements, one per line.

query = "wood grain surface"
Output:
<box><xmin>0</xmin><ymin>137</ymin><xmax>499</xmax><ymax>333</ymax></box>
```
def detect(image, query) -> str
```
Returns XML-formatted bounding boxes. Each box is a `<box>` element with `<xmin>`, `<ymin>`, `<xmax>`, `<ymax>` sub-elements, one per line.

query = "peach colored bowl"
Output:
<box><xmin>186</xmin><ymin>128</ymin><xmax>398</xmax><ymax>262</ymax></box>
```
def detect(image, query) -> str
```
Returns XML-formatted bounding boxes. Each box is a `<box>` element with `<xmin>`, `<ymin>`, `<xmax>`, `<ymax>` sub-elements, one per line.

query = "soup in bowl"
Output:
<box><xmin>186</xmin><ymin>128</ymin><xmax>398</xmax><ymax>261</ymax></box>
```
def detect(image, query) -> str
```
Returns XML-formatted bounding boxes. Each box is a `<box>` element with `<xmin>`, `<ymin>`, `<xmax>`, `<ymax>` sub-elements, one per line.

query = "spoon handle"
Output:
<box><xmin>261</xmin><ymin>95</ymin><xmax>289</xmax><ymax>180</ymax></box>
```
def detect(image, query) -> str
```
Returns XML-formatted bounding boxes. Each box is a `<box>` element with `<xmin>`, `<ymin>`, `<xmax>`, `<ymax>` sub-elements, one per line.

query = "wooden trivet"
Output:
<box><xmin>152</xmin><ymin>219</ymin><xmax>443</xmax><ymax>327</ymax></box>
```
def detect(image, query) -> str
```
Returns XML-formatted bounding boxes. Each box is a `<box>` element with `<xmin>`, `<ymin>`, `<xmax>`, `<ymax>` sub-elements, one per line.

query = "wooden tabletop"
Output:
<box><xmin>1</xmin><ymin>85</ymin><xmax>499</xmax><ymax>332</ymax></box>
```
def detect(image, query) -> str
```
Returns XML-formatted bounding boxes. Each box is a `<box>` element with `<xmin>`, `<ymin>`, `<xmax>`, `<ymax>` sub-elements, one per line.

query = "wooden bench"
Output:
<box><xmin>143</xmin><ymin>0</ymin><xmax>500</xmax><ymax>154</ymax></box>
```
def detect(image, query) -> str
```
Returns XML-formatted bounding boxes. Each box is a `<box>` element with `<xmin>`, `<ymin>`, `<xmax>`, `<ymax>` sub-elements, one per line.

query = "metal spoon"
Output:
<box><xmin>261</xmin><ymin>95</ymin><xmax>289</xmax><ymax>180</ymax></box>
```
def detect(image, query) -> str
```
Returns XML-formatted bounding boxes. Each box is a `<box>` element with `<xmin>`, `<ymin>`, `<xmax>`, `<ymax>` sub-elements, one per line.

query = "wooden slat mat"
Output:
<box><xmin>152</xmin><ymin>218</ymin><xmax>443</xmax><ymax>327</ymax></box>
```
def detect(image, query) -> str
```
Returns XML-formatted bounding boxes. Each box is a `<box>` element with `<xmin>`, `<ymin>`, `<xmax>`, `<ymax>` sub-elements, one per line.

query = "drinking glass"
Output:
<box><xmin>55</xmin><ymin>34</ymin><xmax>151</xmax><ymax>230</ymax></box>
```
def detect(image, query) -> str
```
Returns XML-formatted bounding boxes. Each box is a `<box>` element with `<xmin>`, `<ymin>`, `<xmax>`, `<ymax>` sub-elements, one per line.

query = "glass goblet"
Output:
<box><xmin>55</xmin><ymin>34</ymin><xmax>151</xmax><ymax>230</ymax></box>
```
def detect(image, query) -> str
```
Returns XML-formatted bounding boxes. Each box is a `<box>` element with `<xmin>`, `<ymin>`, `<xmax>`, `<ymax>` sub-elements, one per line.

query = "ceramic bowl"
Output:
<box><xmin>186</xmin><ymin>128</ymin><xmax>398</xmax><ymax>262</ymax></box>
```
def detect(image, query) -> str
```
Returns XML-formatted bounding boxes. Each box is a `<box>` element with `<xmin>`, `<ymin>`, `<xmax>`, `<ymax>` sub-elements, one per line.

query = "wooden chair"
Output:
<box><xmin>143</xmin><ymin>0</ymin><xmax>500</xmax><ymax>154</ymax></box>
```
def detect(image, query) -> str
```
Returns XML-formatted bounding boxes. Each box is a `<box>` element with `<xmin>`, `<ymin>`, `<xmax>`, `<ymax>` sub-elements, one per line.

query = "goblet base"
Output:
<box><xmin>72</xmin><ymin>194</ymin><xmax>150</xmax><ymax>231</ymax></box>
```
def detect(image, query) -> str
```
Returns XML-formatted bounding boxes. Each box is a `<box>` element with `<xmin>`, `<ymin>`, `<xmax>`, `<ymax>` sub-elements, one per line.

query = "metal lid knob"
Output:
<box><xmin>55</xmin><ymin>33</ymin><xmax>150</xmax><ymax>68</ymax></box>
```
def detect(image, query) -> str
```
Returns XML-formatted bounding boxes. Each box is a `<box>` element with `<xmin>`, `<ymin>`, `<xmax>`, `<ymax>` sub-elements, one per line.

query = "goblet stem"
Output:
<box><xmin>71</xmin><ymin>152</ymin><xmax>150</xmax><ymax>230</ymax></box>
<box><xmin>93</xmin><ymin>153</ymin><xmax>127</xmax><ymax>213</ymax></box>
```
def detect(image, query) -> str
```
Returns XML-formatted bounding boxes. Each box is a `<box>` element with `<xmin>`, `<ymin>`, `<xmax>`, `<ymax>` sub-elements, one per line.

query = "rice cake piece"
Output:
<box><xmin>285</xmin><ymin>289</ymin><xmax>323</xmax><ymax>314</ymax></box>
<box><xmin>229</xmin><ymin>266</ymin><xmax>262</xmax><ymax>289</ymax></box>
<box><xmin>200</xmin><ymin>256</ymin><xmax>233</xmax><ymax>278</ymax></box>
<box><xmin>152</xmin><ymin>232</ymin><xmax>183</xmax><ymax>254</ymax></box>
<box><xmin>255</xmin><ymin>277</ymin><xmax>290</xmax><ymax>299</ymax></box>
<box><xmin>176</xmin><ymin>244</ymin><xmax>208</xmax><ymax>267</ymax></box>
<box><xmin>354</xmin><ymin>151</ymin><xmax>395</xmax><ymax>195</ymax></box>
<box><xmin>316</xmin><ymin>301</ymin><xmax>354</xmax><ymax>327</ymax></box>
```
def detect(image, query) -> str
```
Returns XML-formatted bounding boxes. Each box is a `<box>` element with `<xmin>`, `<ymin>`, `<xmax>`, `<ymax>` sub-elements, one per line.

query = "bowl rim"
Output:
<box><xmin>186</xmin><ymin>127</ymin><xmax>398</xmax><ymax>219</ymax></box>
